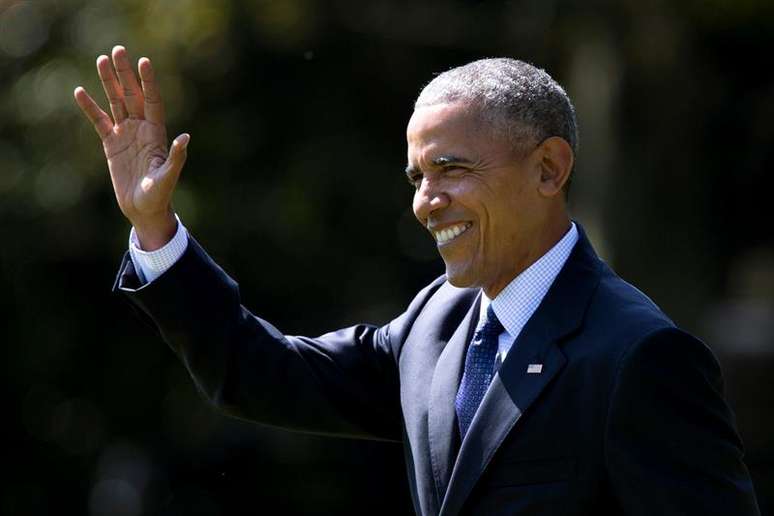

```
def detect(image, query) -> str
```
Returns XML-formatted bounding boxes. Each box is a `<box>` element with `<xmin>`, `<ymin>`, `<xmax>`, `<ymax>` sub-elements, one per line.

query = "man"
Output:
<box><xmin>75</xmin><ymin>47</ymin><xmax>760</xmax><ymax>515</ymax></box>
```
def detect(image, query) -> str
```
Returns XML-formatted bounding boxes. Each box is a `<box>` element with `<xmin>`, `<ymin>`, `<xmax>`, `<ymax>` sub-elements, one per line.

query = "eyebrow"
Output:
<box><xmin>404</xmin><ymin>155</ymin><xmax>473</xmax><ymax>177</ymax></box>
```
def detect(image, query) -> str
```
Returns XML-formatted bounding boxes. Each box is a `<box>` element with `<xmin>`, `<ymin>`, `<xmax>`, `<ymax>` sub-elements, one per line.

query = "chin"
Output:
<box><xmin>444</xmin><ymin>265</ymin><xmax>479</xmax><ymax>289</ymax></box>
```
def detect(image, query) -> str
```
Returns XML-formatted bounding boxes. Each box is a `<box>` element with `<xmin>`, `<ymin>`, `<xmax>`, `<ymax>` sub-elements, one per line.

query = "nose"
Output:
<box><xmin>413</xmin><ymin>177</ymin><xmax>451</xmax><ymax>224</ymax></box>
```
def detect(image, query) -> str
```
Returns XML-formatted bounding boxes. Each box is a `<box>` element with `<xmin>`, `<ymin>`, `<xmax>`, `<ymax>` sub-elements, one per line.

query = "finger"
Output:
<box><xmin>74</xmin><ymin>86</ymin><xmax>113</xmax><ymax>139</ymax></box>
<box><xmin>112</xmin><ymin>45</ymin><xmax>144</xmax><ymax>119</ymax></box>
<box><xmin>138</xmin><ymin>57</ymin><xmax>165</xmax><ymax>125</ymax></box>
<box><xmin>158</xmin><ymin>133</ymin><xmax>190</xmax><ymax>188</ymax></box>
<box><xmin>97</xmin><ymin>54</ymin><xmax>127</xmax><ymax>124</ymax></box>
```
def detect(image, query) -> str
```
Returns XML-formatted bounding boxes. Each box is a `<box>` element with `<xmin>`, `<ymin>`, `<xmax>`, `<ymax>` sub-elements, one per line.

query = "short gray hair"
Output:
<box><xmin>415</xmin><ymin>58</ymin><xmax>578</xmax><ymax>189</ymax></box>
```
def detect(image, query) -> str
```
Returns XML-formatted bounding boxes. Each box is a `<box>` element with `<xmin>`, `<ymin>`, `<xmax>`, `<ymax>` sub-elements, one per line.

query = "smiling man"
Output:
<box><xmin>76</xmin><ymin>50</ymin><xmax>760</xmax><ymax>515</ymax></box>
<box><xmin>406</xmin><ymin>97</ymin><xmax>573</xmax><ymax>298</ymax></box>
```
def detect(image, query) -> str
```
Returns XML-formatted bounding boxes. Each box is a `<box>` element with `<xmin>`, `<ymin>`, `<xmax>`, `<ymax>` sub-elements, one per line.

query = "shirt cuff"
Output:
<box><xmin>128</xmin><ymin>215</ymin><xmax>188</xmax><ymax>284</ymax></box>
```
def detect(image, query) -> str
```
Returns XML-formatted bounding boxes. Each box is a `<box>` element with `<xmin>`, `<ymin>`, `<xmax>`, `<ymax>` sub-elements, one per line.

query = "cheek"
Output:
<box><xmin>478</xmin><ymin>204</ymin><xmax>512</xmax><ymax>252</ymax></box>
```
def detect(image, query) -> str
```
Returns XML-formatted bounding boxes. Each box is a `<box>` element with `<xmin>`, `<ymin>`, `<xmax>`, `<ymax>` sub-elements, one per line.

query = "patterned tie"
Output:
<box><xmin>455</xmin><ymin>304</ymin><xmax>504</xmax><ymax>439</ymax></box>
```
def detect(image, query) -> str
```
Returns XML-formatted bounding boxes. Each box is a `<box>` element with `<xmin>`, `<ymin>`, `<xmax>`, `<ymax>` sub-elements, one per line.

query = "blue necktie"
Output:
<box><xmin>455</xmin><ymin>305</ymin><xmax>504</xmax><ymax>439</ymax></box>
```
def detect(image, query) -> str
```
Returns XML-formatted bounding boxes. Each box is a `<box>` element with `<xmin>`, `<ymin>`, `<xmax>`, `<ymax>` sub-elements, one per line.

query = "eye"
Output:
<box><xmin>442</xmin><ymin>166</ymin><xmax>465</xmax><ymax>176</ymax></box>
<box><xmin>407</xmin><ymin>172</ymin><xmax>423</xmax><ymax>189</ymax></box>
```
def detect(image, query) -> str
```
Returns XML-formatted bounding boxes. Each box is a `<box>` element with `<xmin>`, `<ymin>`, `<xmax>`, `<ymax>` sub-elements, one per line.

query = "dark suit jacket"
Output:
<box><xmin>114</xmin><ymin>224</ymin><xmax>760</xmax><ymax>515</ymax></box>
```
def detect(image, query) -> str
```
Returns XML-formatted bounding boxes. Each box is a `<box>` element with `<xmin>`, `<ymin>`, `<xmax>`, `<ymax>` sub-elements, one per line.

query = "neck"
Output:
<box><xmin>483</xmin><ymin>215</ymin><xmax>572</xmax><ymax>299</ymax></box>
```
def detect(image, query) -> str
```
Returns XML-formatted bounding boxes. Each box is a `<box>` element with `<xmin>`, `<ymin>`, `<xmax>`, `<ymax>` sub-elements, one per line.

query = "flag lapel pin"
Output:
<box><xmin>527</xmin><ymin>363</ymin><xmax>543</xmax><ymax>374</ymax></box>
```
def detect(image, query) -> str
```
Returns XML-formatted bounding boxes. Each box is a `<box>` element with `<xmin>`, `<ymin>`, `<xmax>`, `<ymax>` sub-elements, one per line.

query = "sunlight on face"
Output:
<box><xmin>406</xmin><ymin>102</ymin><xmax>551</xmax><ymax>297</ymax></box>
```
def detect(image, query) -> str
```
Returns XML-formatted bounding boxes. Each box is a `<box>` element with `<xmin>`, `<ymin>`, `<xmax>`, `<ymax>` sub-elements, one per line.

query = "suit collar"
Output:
<box><xmin>431</xmin><ymin>223</ymin><xmax>603</xmax><ymax>515</ymax></box>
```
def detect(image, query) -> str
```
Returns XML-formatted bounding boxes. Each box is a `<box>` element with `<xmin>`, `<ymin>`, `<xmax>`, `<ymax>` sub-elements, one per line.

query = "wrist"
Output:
<box><xmin>132</xmin><ymin>210</ymin><xmax>177</xmax><ymax>251</ymax></box>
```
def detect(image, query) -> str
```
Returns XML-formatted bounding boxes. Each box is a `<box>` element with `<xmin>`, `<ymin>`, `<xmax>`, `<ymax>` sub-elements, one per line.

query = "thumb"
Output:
<box><xmin>159</xmin><ymin>133</ymin><xmax>190</xmax><ymax>187</ymax></box>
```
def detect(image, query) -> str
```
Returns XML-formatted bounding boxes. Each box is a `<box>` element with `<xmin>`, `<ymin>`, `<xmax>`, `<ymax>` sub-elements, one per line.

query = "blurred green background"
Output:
<box><xmin>2</xmin><ymin>0</ymin><xmax>773</xmax><ymax>514</ymax></box>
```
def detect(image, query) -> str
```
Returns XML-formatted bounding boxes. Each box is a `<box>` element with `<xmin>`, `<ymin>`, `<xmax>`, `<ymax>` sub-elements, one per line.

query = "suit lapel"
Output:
<box><xmin>440</xmin><ymin>330</ymin><xmax>567</xmax><ymax>515</ymax></box>
<box><xmin>427</xmin><ymin>294</ymin><xmax>480</xmax><ymax>506</ymax></box>
<box><xmin>438</xmin><ymin>225</ymin><xmax>603</xmax><ymax>515</ymax></box>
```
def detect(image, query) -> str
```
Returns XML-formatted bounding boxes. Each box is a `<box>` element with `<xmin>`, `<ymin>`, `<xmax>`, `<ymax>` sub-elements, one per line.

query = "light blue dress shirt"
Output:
<box><xmin>128</xmin><ymin>215</ymin><xmax>189</xmax><ymax>284</ymax></box>
<box><xmin>478</xmin><ymin>222</ymin><xmax>578</xmax><ymax>370</ymax></box>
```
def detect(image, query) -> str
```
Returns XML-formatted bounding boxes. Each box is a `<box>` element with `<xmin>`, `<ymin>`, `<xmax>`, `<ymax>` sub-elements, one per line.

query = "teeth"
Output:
<box><xmin>434</xmin><ymin>223</ymin><xmax>471</xmax><ymax>244</ymax></box>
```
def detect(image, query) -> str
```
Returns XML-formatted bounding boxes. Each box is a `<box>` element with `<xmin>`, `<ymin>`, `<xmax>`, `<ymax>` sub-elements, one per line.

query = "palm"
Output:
<box><xmin>104</xmin><ymin>118</ymin><xmax>169</xmax><ymax>217</ymax></box>
<box><xmin>74</xmin><ymin>45</ymin><xmax>189</xmax><ymax>229</ymax></box>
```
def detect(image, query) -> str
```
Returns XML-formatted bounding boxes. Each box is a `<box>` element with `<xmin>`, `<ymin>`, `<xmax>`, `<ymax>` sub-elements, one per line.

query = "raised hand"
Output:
<box><xmin>74</xmin><ymin>45</ymin><xmax>189</xmax><ymax>250</ymax></box>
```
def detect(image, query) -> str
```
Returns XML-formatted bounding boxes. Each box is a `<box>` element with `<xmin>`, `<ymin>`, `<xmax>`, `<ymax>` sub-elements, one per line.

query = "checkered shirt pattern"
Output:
<box><xmin>480</xmin><ymin>222</ymin><xmax>579</xmax><ymax>370</ymax></box>
<box><xmin>129</xmin><ymin>214</ymin><xmax>189</xmax><ymax>284</ymax></box>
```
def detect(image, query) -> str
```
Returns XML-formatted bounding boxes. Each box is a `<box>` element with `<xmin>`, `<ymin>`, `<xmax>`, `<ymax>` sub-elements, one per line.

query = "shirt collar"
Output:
<box><xmin>479</xmin><ymin>222</ymin><xmax>579</xmax><ymax>338</ymax></box>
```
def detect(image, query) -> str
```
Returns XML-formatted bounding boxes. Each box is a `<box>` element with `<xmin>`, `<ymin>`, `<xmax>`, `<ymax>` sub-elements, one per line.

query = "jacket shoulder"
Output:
<box><xmin>587</xmin><ymin>262</ymin><xmax>676</xmax><ymax>340</ymax></box>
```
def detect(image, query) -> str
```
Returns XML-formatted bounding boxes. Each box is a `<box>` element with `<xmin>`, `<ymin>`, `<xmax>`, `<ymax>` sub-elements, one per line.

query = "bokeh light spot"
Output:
<box><xmin>0</xmin><ymin>2</ymin><xmax>50</xmax><ymax>57</ymax></box>
<box><xmin>89</xmin><ymin>479</ymin><xmax>141</xmax><ymax>516</ymax></box>
<box><xmin>35</xmin><ymin>161</ymin><xmax>84</xmax><ymax>211</ymax></box>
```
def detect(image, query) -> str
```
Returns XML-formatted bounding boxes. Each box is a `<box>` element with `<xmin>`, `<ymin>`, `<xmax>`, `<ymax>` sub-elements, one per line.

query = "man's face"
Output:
<box><xmin>406</xmin><ymin>102</ymin><xmax>548</xmax><ymax>296</ymax></box>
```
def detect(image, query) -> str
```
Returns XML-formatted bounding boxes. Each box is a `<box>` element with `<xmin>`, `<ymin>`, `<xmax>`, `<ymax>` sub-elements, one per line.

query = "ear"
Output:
<box><xmin>536</xmin><ymin>136</ymin><xmax>574</xmax><ymax>198</ymax></box>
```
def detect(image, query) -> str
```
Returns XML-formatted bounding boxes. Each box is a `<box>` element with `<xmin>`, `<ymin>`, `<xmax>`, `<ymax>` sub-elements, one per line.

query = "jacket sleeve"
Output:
<box><xmin>604</xmin><ymin>327</ymin><xmax>761</xmax><ymax>515</ymax></box>
<box><xmin>114</xmin><ymin>236</ymin><xmax>446</xmax><ymax>442</ymax></box>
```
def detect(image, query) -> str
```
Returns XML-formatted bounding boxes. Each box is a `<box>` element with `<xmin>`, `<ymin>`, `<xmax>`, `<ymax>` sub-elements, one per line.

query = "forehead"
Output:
<box><xmin>406</xmin><ymin>102</ymin><xmax>501</xmax><ymax>163</ymax></box>
<box><xmin>407</xmin><ymin>103</ymin><xmax>477</xmax><ymax>146</ymax></box>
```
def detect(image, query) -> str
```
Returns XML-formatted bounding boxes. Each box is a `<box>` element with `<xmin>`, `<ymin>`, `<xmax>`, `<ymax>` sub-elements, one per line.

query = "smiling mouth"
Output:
<box><xmin>433</xmin><ymin>222</ymin><xmax>473</xmax><ymax>244</ymax></box>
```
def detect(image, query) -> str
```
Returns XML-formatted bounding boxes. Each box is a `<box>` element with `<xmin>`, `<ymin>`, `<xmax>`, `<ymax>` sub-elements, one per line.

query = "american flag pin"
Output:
<box><xmin>527</xmin><ymin>364</ymin><xmax>543</xmax><ymax>374</ymax></box>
